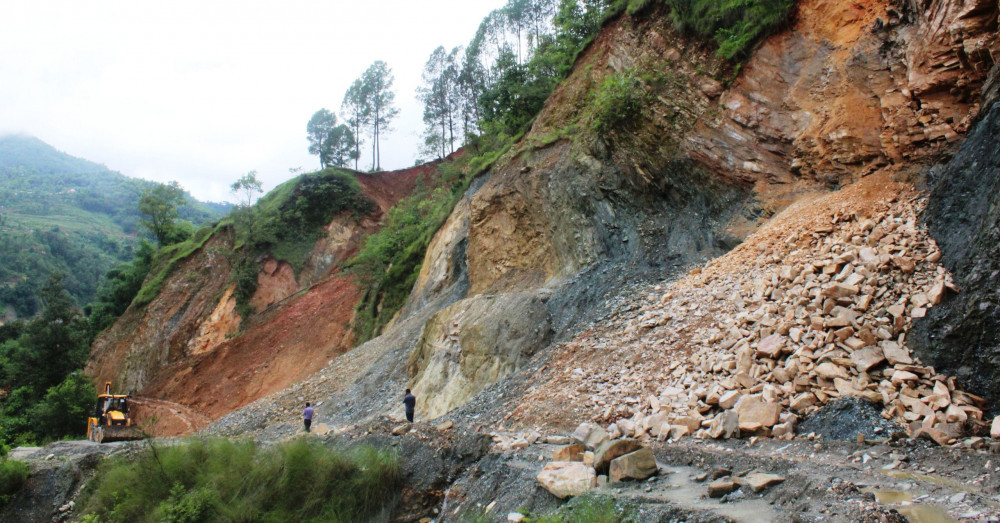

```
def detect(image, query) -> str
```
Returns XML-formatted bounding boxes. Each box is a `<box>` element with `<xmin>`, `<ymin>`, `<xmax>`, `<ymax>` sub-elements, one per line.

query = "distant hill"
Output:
<box><xmin>0</xmin><ymin>134</ymin><xmax>230</xmax><ymax>319</ymax></box>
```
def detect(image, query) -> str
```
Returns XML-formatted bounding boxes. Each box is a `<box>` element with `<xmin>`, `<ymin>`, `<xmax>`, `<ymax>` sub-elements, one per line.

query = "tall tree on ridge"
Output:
<box><xmin>306</xmin><ymin>109</ymin><xmax>339</xmax><ymax>169</ymax></box>
<box><xmin>360</xmin><ymin>61</ymin><xmax>400</xmax><ymax>171</ymax></box>
<box><xmin>341</xmin><ymin>79</ymin><xmax>370</xmax><ymax>171</ymax></box>
<box><xmin>418</xmin><ymin>46</ymin><xmax>463</xmax><ymax>159</ymax></box>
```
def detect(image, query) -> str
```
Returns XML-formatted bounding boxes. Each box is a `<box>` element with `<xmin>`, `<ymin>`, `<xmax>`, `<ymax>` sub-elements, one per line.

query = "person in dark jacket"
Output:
<box><xmin>302</xmin><ymin>402</ymin><xmax>314</xmax><ymax>432</ymax></box>
<box><xmin>403</xmin><ymin>389</ymin><xmax>416</xmax><ymax>423</ymax></box>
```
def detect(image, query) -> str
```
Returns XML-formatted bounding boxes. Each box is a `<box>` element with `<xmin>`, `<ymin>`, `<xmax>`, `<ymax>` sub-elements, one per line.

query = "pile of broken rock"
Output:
<box><xmin>536</xmin><ymin>422</ymin><xmax>658</xmax><ymax>498</ymax></box>
<box><xmin>535</xmin><ymin>422</ymin><xmax>788</xmax><ymax>501</ymax></box>
<box><xmin>555</xmin><ymin>195</ymin><xmax>992</xmax><ymax>448</ymax></box>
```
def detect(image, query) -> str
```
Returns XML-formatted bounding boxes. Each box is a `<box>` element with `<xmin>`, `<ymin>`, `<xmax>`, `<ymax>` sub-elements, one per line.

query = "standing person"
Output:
<box><xmin>302</xmin><ymin>402</ymin><xmax>314</xmax><ymax>432</ymax></box>
<box><xmin>403</xmin><ymin>389</ymin><xmax>416</xmax><ymax>423</ymax></box>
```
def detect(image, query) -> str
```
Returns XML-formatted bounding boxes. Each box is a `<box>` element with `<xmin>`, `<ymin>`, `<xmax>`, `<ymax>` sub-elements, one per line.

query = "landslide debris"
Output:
<box><xmin>511</xmin><ymin>172</ymin><xmax>988</xmax><ymax>447</ymax></box>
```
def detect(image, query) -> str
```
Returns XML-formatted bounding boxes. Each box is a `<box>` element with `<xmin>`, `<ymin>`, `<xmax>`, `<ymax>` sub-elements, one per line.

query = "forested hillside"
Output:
<box><xmin>0</xmin><ymin>134</ymin><xmax>228</xmax><ymax>318</ymax></box>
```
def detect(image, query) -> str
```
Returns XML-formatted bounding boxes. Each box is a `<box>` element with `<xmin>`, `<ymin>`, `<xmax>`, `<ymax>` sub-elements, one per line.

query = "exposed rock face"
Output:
<box><xmin>688</xmin><ymin>0</ymin><xmax>998</xmax><ymax>188</ymax></box>
<box><xmin>407</xmin><ymin>292</ymin><xmax>554</xmax><ymax>419</ymax></box>
<box><xmin>910</xmin><ymin>76</ymin><xmax>1000</xmax><ymax>409</ymax></box>
<box><xmin>87</xmin><ymin>235</ymin><xmax>235</xmax><ymax>395</ymax></box>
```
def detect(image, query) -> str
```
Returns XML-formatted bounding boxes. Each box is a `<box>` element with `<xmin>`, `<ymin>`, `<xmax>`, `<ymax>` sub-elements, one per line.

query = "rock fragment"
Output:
<box><xmin>537</xmin><ymin>462</ymin><xmax>596</xmax><ymax>499</ymax></box>
<box><xmin>609</xmin><ymin>447</ymin><xmax>657</xmax><ymax>483</ymax></box>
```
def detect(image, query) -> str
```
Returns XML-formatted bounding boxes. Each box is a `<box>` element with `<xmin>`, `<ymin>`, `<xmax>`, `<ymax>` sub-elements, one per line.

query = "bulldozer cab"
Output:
<box><xmin>94</xmin><ymin>395</ymin><xmax>129</xmax><ymax>424</ymax></box>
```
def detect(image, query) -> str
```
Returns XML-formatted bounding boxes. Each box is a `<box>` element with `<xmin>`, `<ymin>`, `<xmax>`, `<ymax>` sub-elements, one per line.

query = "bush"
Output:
<box><xmin>626</xmin><ymin>0</ymin><xmax>655</xmax><ymax>16</ymax></box>
<box><xmin>347</xmin><ymin>153</ymin><xmax>480</xmax><ymax>343</ymax></box>
<box><xmin>665</xmin><ymin>0</ymin><xmax>795</xmax><ymax>59</ymax></box>
<box><xmin>30</xmin><ymin>372</ymin><xmax>98</xmax><ymax>442</ymax></box>
<box><xmin>505</xmin><ymin>494</ymin><xmax>636</xmax><ymax>522</ymax></box>
<box><xmin>0</xmin><ymin>459</ymin><xmax>29</xmax><ymax>508</ymax></box>
<box><xmin>87</xmin><ymin>239</ymin><xmax>156</xmax><ymax>335</ymax></box>
<box><xmin>79</xmin><ymin>438</ymin><xmax>403</xmax><ymax>522</ymax></box>
<box><xmin>590</xmin><ymin>69</ymin><xmax>645</xmax><ymax>134</ymax></box>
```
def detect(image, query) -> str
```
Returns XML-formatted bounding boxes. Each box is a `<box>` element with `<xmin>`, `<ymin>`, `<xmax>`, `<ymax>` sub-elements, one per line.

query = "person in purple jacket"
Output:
<box><xmin>403</xmin><ymin>389</ymin><xmax>416</xmax><ymax>423</ymax></box>
<box><xmin>302</xmin><ymin>402</ymin><xmax>314</xmax><ymax>432</ymax></box>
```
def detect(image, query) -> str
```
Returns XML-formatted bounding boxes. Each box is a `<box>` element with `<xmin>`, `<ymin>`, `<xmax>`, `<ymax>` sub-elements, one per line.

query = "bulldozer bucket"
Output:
<box><xmin>93</xmin><ymin>425</ymin><xmax>144</xmax><ymax>443</ymax></box>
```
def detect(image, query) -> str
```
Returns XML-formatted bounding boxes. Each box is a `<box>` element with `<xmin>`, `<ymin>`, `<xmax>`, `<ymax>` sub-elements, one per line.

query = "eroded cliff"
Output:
<box><xmin>85</xmin><ymin>162</ymin><xmax>438</xmax><ymax>427</ymax></box>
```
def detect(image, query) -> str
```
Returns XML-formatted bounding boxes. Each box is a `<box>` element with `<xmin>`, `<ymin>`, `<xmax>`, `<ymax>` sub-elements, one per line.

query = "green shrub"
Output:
<box><xmin>0</xmin><ymin>459</ymin><xmax>29</xmax><ymax>508</ymax></box>
<box><xmin>79</xmin><ymin>438</ymin><xmax>403</xmax><ymax>523</ymax></box>
<box><xmin>590</xmin><ymin>69</ymin><xmax>645</xmax><ymax>134</ymax></box>
<box><xmin>665</xmin><ymin>0</ymin><xmax>795</xmax><ymax>59</ymax></box>
<box><xmin>503</xmin><ymin>494</ymin><xmax>636</xmax><ymax>522</ymax></box>
<box><xmin>134</xmin><ymin>224</ymin><xmax>219</xmax><ymax>307</ymax></box>
<box><xmin>346</xmin><ymin>141</ymin><xmax>499</xmax><ymax>343</ymax></box>
<box><xmin>29</xmin><ymin>372</ymin><xmax>97</xmax><ymax>442</ymax></box>
<box><xmin>626</xmin><ymin>0</ymin><xmax>655</xmax><ymax>16</ymax></box>
<box><xmin>228</xmin><ymin>168</ymin><xmax>375</xmax><ymax>317</ymax></box>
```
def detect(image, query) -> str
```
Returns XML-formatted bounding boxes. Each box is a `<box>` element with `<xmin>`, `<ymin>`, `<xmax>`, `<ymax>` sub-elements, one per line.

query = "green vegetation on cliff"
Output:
<box><xmin>347</xmin><ymin>160</ymin><xmax>468</xmax><ymax>342</ymax></box>
<box><xmin>348</xmin><ymin>137</ymin><xmax>515</xmax><ymax>343</ymax></box>
<box><xmin>79</xmin><ymin>438</ymin><xmax>402</xmax><ymax>522</ymax></box>
<box><xmin>228</xmin><ymin>168</ymin><xmax>375</xmax><ymax>317</ymax></box>
<box><xmin>663</xmin><ymin>0</ymin><xmax>795</xmax><ymax>59</ymax></box>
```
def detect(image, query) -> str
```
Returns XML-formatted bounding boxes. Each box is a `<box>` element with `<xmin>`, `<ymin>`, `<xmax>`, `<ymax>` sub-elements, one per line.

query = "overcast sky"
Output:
<box><xmin>0</xmin><ymin>1</ymin><xmax>505</xmax><ymax>203</ymax></box>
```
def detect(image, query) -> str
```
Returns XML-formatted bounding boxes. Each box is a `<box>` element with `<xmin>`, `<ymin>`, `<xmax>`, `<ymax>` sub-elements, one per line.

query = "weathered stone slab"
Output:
<box><xmin>571</xmin><ymin>422</ymin><xmax>609</xmax><ymax>450</ymax></box>
<box><xmin>851</xmin><ymin>347</ymin><xmax>885</xmax><ymax>372</ymax></box>
<box><xmin>609</xmin><ymin>447</ymin><xmax>657</xmax><ymax>483</ymax></box>
<box><xmin>537</xmin><ymin>462</ymin><xmax>596</xmax><ymax>499</ymax></box>
<box><xmin>707</xmin><ymin>477</ymin><xmax>739</xmax><ymax>498</ymax></box>
<box><xmin>745</xmin><ymin>473</ymin><xmax>786</xmax><ymax>492</ymax></box>
<box><xmin>736</xmin><ymin>396</ymin><xmax>780</xmax><ymax>429</ymax></box>
<box><xmin>593</xmin><ymin>438</ymin><xmax>644</xmax><ymax>474</ymax></box>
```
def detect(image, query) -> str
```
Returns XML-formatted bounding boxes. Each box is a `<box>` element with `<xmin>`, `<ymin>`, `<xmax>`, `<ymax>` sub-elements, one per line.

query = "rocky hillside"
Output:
<box><xmin>68</xmin><ymin>0</ymin><xmax>1000</xmax><ymax>519</ymax></box>
<box><xmin>208</xmin><ymin>0</ymin><xmax>994</xmax><ymax>425</ymax></box>
<box><xmin>88</xmin><ymin>0</ymin><xmax>1000</xmax><ymax>433</ymax></box>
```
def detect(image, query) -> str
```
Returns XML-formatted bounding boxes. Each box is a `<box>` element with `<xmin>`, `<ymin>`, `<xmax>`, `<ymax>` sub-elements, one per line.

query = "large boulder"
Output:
<box><xmin>593</xmin><ymin>438</ymin><xmax>643</xmax><ymax>474</ymax></box>
<box><xmin>708</xmin><ymin>410</ymin><xmax>740</xmax><ymax>439</ymax></box>
<box><xmin>736</xmin><ymin>395</ymin><xmax>781</xmax><ymax>431</ymax></box>
<box><xmin>536</xmin><ymin>461</ymin><xmax>596</xmax><ymax>499</ymax></box>
<box><xmin>609</xmin><ymin>448</ymin><xmax>657</xmax><ymax>483</ymax></box>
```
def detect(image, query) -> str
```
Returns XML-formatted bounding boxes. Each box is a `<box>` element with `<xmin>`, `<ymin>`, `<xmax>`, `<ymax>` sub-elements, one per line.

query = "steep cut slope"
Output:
<box><xmin>910</xmin><ymin>77</ymin><xmax>1000</xmax><ymax>407</ymax></box>
<box><xmin>208</xmin><ymin>0</ymin><xmax>999</xmax><ymax>437</ymax></box>
<box><xmin>402</xmin><ymin>0</ymin><xmax>998</xmax><ymax>420</ymax></box>
<box><xmin>86</xmin><ymin>161</ymin><xmax>440</xmax><ymax>430</ymax></box>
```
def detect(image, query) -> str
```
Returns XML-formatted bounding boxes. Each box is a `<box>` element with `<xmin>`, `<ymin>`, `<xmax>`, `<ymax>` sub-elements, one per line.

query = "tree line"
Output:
<box><xmin>415</xmin><ymin>0</ymin><xmax>613</xmax><ymax>159</ymax></box>
<box><xmin>304</xmin><ymin>0</ymin><xmax>610</xmax><ymax>171</ymax></box>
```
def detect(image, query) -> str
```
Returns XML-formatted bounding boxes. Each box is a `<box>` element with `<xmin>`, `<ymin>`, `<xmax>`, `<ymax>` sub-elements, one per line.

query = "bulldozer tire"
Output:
<box><xmin>93</xmin><ymin>427</ymin><xmax>104</xmax><ymax>444</ymax></box>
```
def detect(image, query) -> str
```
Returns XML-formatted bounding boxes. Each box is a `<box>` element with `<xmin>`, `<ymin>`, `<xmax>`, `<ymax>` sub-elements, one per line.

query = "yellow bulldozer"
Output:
<box><xmin>86</xmin><ymin>382</ymin><xmax>143</xmax><ymax>443</ymax></box>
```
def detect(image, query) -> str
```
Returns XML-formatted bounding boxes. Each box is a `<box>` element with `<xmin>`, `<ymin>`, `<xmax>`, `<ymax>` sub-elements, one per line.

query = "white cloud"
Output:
<box><xmin>0</xmin><ymin>0</ymin><xmax>504</xmax><ymax>202</ymax></box>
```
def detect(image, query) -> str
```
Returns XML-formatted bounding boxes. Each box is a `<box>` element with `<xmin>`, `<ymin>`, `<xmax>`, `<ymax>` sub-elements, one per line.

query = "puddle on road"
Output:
<box><xmin>612</xmin><ymin>465</ymin><xmax>779</xmax><ymax>522</ymax></box>
<box><xmin>897</xmin><ymin>504</ymin><xmax>959</xmax><ymax>523</ymax></box>
<box><xmin>883</xmin><ymin>470</ymin><xmax>972</xmax><ymax>492</ymax></box>
<box><xmin>864</xmin><ymin>489</ymin><xmax>959</xmax><ymax>523</ymax></box>
<box><xmin>864</xmin><ymin>489</ymin><xmax>913</xmax><ymax>504</ymax></box>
